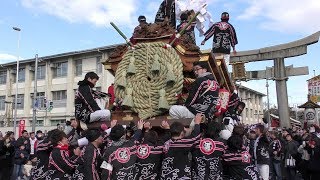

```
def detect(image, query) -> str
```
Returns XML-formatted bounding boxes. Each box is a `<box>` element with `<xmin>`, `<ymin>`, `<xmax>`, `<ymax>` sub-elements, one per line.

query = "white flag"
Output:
<box><xmin>175</xmin><ymin>0</ymin><xmax>214</xmax><ymax>36</ymax></box>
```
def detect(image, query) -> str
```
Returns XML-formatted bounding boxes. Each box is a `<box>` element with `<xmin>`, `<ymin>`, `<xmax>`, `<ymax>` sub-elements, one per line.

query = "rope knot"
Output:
<box><xmin>166</xmin><ymin>64</ymin><xmax>176</xmax><ymax>85</ymax></box>
<box><xmin>127</xmin><ymin>56</ymin><xmax>136</xmax><ymax>75</ymax></box>
<box><xmin>151</xmin><ymin>54</ymin><xmax>160</xmax><ymax>73</ymax></box>
<box><xmin>122</xmin><ymin>87</ymin><xmax>133</xmax><ymax>107</ymax></box>
<box><xmin>158</xmin><ymin>89</ymin><xmax>169</xmax><ymax>110</ymax></box>
<box><xmin>117</xmin><ymin>72</ymin><xmax>127</xmax><ymax>88</ymax></box>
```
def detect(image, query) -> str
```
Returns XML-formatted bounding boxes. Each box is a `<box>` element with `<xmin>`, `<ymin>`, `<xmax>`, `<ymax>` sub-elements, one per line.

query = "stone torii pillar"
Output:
<box><xmin>230</xmin><ymin>31</ymin><xmax>320</xmax><ymax>128</ymax></box>
<box><xmin>274</xmin><ymin>58</ymin><xmax>290</xmax><ymax>128</ymax></box>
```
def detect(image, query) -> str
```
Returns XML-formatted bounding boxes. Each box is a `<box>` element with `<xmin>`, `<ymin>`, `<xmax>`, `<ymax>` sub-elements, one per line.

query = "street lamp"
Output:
<box><xmin>13</xmin><ymin>26</ymin><xmax>21</xmax><ymax>135</ymax></box>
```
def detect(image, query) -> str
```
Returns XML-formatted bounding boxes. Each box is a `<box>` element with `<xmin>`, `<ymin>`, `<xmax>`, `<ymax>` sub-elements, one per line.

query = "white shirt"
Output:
<box><xmin>29</xmin><ymin>137</ymin><xmax>37</xmax><ymax>155</ymax></box>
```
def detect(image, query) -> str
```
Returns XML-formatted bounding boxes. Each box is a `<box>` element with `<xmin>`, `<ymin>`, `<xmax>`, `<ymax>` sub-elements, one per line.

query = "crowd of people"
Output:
<box><xmin>0</xmin><ymin>130</ymin><xmax>44</xmax><ymax>180</ymax></box>
<box><xmin>1</xmin><ymin>117</ymin><xmax>320</xmax><ymax>180</ymax></box>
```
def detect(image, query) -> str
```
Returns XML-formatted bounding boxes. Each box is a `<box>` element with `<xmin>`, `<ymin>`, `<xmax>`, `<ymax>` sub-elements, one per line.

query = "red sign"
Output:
<box><xmin>18</xmin><ymin>120</ymin><xmax>25</xmax><ymax>137</ymax></box>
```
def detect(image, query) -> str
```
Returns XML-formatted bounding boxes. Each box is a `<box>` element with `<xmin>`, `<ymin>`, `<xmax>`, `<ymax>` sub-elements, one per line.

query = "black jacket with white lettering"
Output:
<box><xmin>254</xmin><ymin>134</ymin><xmax>270</xmax><ymax>165</ymax></box>
<box><xmin>48</xmin><ymin>146</ymin><xmax>78</xmax><ymax>180</ymax></box>
<box><xmin>136</xmin><ymin>142</ymin><xmax>164</xmax><ymax>180</ymax></box>
<box><xmin>160</xmin><ymin>125</ymin><xmax>201</xmax><ymax>180</ymax></box>
<box><xmin>185</xmin><ymin>73</ymin><xmax>219</xmax><ymax>122</ymax></box>
<box><xmin>204</xmin><ymin>21</ymin><xmax>238</xmax><ymax>54</ymax></box>
<box><xmin>101</xmin><ymin>129</ymin><xmax>142</xmax><ymax>180</ymax></box>
<box><xmin>192</xmin><ymin>137</ymin><xmax>226</xmax><ymax>180</ymax></box>
<box><xmin>75</xmin><ymin>143</ymin><xmax>102</xmax><ymax>180</ymax></box>
<box><xmin>223</xmin><ymin>149</ymin><xmax>259</xmax><ymax>180</ymax></box>
<box><xmin>135</xmin><ymin>129</ymin><xmax>171</xmax><ymax>180</ymax></box>
<box><xmin>101</xmin><ymin>139</ymin><xmax>138</xmax><ymax>180</ymax></box>
<box><xmin>30</xmin><ymin>139</ymin><xmax>53</xmax><ymax>180</ymax></box>
<box><xmin>75</xmin><ymin>79</ymin><xmax>101</xmax><ymax>123</ymax></box>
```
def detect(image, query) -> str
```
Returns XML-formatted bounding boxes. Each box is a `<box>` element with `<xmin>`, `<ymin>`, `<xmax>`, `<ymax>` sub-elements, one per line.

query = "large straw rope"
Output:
<box><xmin>115</xmin><ymin>42</ymin><xmax>184</xmax><ymax>119</ymax></box>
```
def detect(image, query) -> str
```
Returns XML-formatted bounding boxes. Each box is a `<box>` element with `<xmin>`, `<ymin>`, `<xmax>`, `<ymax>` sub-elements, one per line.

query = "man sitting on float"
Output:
<box><xmin>169</xmin><ymin>61</ymin><xmax>220</xmax><ymax>123</ymax></box>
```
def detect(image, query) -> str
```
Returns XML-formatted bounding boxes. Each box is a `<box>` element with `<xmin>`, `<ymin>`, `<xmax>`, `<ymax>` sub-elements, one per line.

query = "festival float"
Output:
<box><xmin>101</xmin><ymin>1</ymin><xmax>235</xmax><ymax>126</ymax></box>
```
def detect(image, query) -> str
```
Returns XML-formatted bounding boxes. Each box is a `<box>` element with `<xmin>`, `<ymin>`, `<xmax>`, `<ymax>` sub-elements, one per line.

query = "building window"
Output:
<box><xmin>51</xmin><ymin>119</ymin><xmax>65</xmax><ymax>126</ymax></box>
<box><xmin>75</xmin><ymin>59</ymin><xmax>82</xmax><ymax>76</ymax></box>
<box><xmin>37</xmin><ymin>65</ymin><xmax>46</xmax><ymax>80</ymax></box>
<box><xmin>15</xmin><ymin>94</ymin><xmax>24</xmax><ymax>109</ymax></box>
<box><xmin>0</xmin><ymin>71</ymin><xmax>6</xmax><ymax>84</ymax></box>
<box><xmin>52</xmin><ymin>90</ymin><xmax>67</xmax><ymax>107</ymax></box>
<box><xmin>52</xmin><ymin>90</ymin><xmax>67</xmax><ymax>100</ymax></box>
<box><xmin>0</xmin><ymin>96</ymin><xmax>5</xmax><ymax>110</ymax></box>
<box><xmin>29</xmin><ymin>120</ymin><xmax>44</xmax><ymax>126</ymax></box>
<box><xmin>31</xmin><ymin>92</ymin><xmax>46</xmax><ymax>109</ymax></box>
<box><xmin>18</xmin><ymin>68</ymin><xmax>25</xmax><ymax>82</ymax></box>
<box><xmin>96</xmin><ymin>56</ymin><xmax>102</xmax><ymax>74</ymax></box>
<box><xmin>13</xmin><ymin>68</ymin><xmax>25</xmax><ymax>82</ymax></box>
<box><xmin>32</xmin><ymin>65</ymin><xmax>46</xmax><ymax>80</ymax></box>
<box><xmin>53</xmin><ymin>62</ymin><xmax>68</xmax><ymax>77</ymax></box>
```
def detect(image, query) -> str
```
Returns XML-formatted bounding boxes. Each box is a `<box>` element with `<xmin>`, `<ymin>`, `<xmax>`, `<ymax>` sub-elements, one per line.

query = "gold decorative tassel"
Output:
<box><xmin>117</xmin><ymin>72</ymin><xmax>127</xmax><ymax>88</ymax></box>
<box><xmin>122</xmin><ymin>87</ymin><xmax>133</xmax><ymax>107</ymax></box>
<box><xmin>166</xmin><ymin>64</ymin><xmax>176</xmax><ymax>85</ymax></box>
<box><xmin>127</xmin><ymin>56</ymin><xmax>136</xmax><ymax>74</ymax></box>
<box><xmin>158</xmin><ymin>89</ymin><xmax>169</xmax><ymax>110</ymax></box>
<box><xmin>151</xmin><ymin>54</ymin><xmax>160</xmax><ymax>73</ymax></box>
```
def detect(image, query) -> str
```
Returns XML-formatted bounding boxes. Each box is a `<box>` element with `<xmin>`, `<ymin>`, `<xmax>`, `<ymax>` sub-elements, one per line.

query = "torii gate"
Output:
<box><xmin>230</xmin><ymin>31</ymin><xmax>320</xmax><ymax>128</ymax></box>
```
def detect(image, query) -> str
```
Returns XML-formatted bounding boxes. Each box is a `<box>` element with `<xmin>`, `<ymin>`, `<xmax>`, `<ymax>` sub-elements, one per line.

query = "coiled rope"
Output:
<box><xmin>115</xmin><ymin>42</ymin><xmax>184</xmax><ymax>119</ymax></box>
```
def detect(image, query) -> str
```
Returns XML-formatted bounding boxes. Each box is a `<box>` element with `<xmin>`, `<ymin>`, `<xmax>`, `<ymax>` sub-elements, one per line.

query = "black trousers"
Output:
<box><xmin>0</xmin><ymin>165</ymin><xmax>13</xmax><ymax>180</ymax></box>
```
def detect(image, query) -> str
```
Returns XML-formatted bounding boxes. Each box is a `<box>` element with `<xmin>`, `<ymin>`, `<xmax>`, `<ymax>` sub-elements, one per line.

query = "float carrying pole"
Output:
<box><xmin>110</xmin><ymin>22</ymin><xmax>134</xmax><ymax>47</ymax></box>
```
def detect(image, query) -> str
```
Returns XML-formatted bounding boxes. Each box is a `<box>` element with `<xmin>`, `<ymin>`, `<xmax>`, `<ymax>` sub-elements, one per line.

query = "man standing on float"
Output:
<box><xmin>201</xmin><ymin>12</ymin><xmax>238</xmax><ymax>65</ymax></box>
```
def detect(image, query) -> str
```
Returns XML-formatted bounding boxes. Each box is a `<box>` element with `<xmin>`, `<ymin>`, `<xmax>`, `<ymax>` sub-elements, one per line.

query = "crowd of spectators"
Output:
<box><xmin>1</xmin><ymin>119</ymin><xmax>320</xmax><ymax>180</ymax></box>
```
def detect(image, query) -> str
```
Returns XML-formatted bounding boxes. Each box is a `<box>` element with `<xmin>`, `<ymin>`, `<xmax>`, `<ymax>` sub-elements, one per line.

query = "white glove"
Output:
<box><xmin>78</xmin><ymin>137</ymin><xmax>89</xmax><ymax>147</ymax></box>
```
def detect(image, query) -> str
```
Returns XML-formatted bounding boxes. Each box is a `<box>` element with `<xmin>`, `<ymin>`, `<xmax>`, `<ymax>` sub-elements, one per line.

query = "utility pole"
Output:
<box><xmin>12</xmin><ymin>26</ymin><xmax>21</xmax><ymax>135</ymax></box>
<box><xmin>266</xmin><ymin>78</ymin><xmax>270</xmax><ymax>124</ymax></box>
<box><xmin>32</xmin><ymin>54</ymin><xmax>38</xmax><ymax>132</ymax></box>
